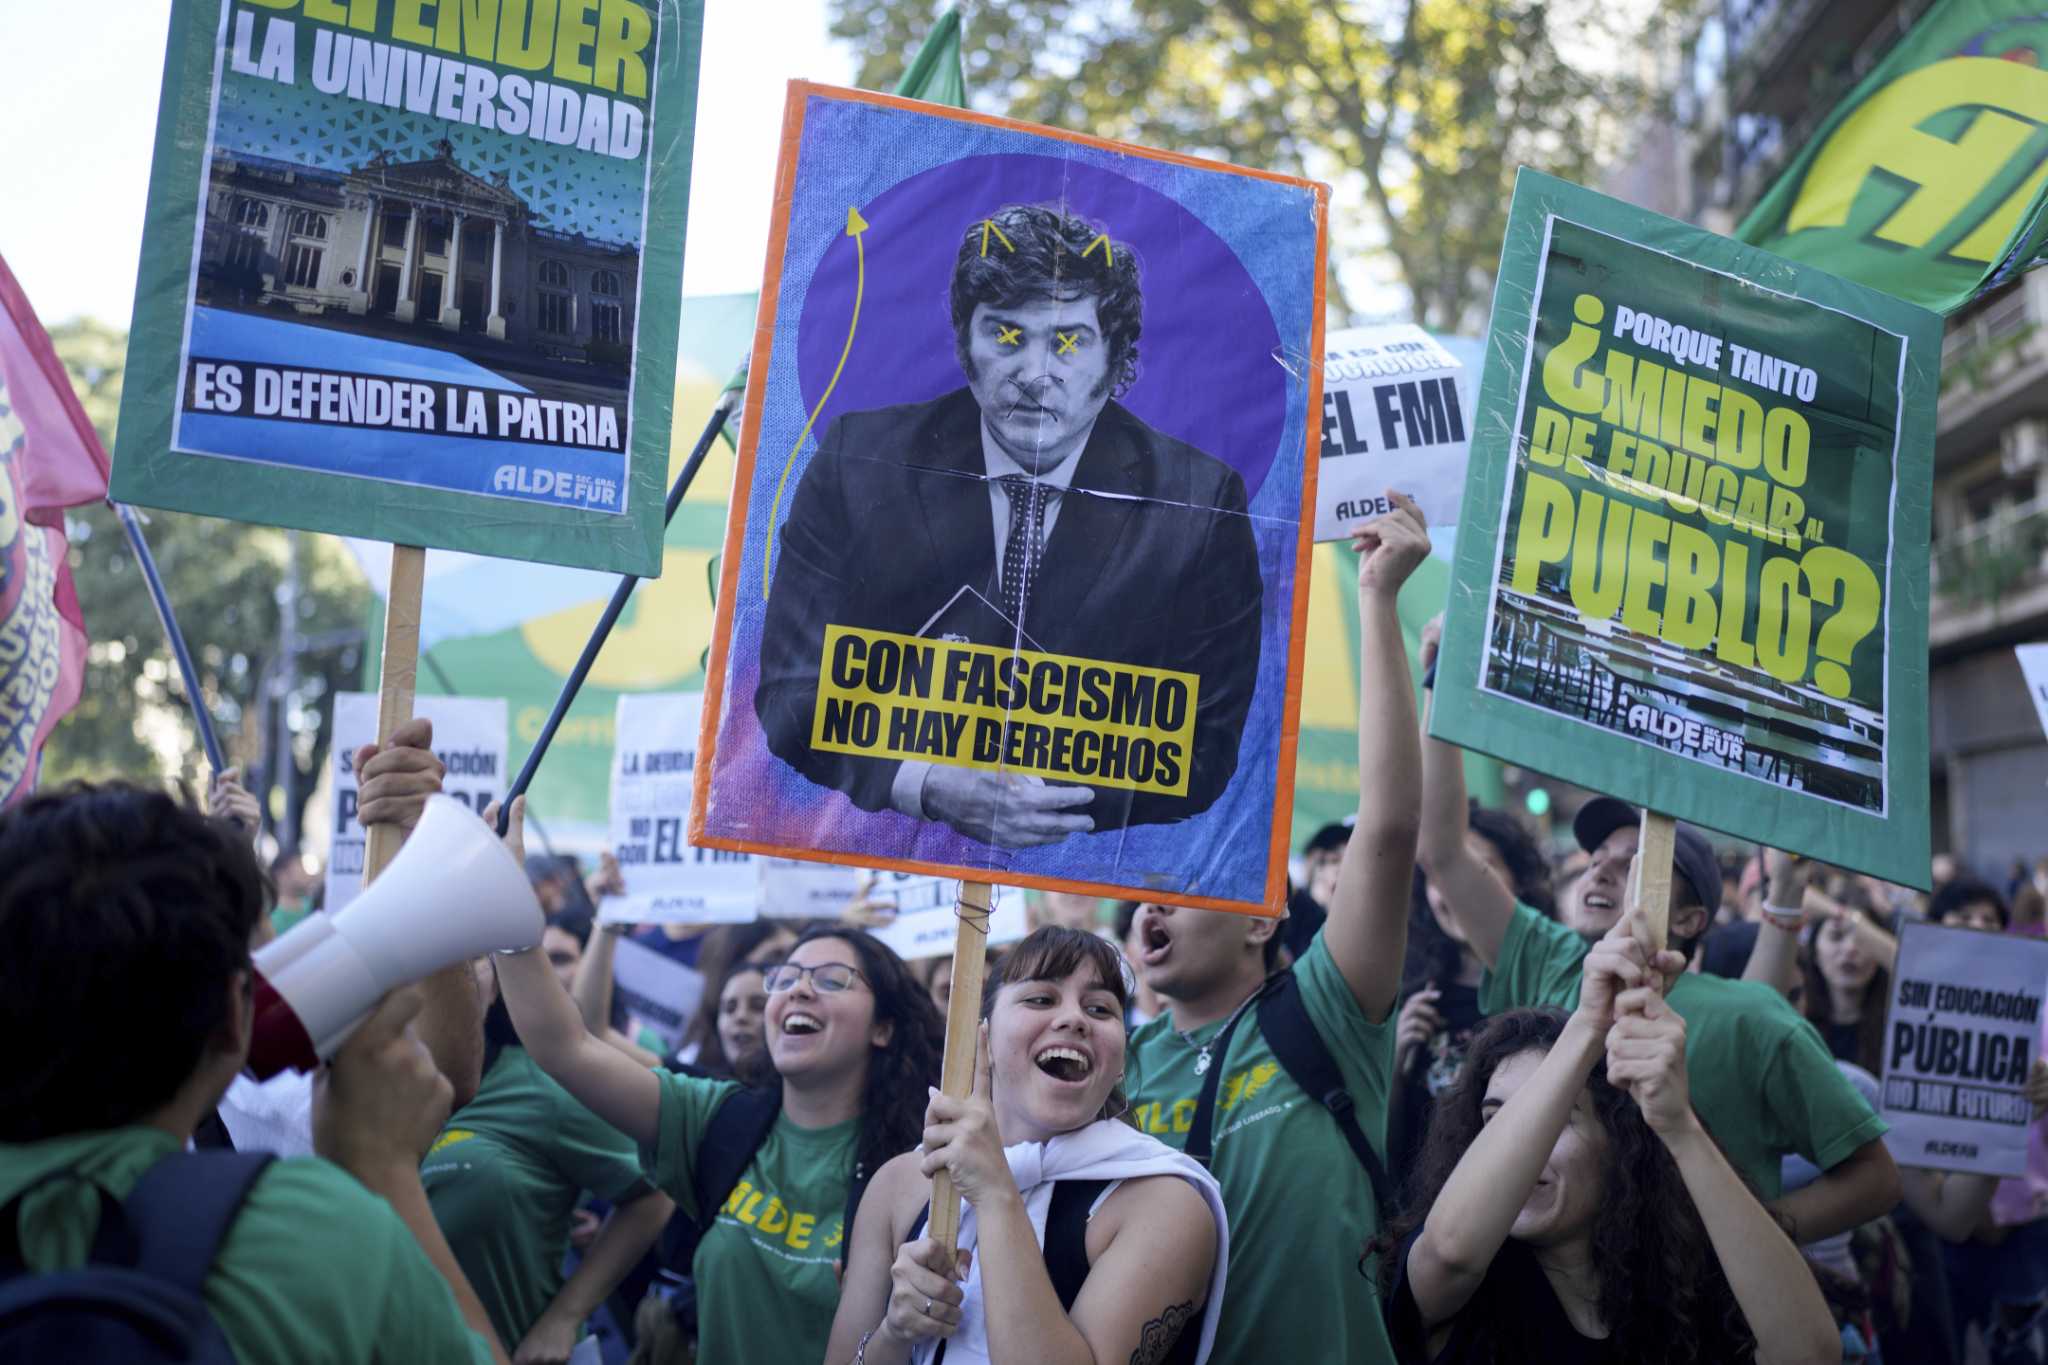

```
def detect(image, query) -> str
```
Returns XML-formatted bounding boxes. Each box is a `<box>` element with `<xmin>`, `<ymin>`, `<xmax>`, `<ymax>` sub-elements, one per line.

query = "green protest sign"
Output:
<box><xmin>1433</xmin><ymin>171</ymin><xmax>1941</xmax><ymax>888</ymax></box>
<box><xmin>111</xmin><ymin>0</ymin><xmax>703</xmax><ymax>576</ymax></box>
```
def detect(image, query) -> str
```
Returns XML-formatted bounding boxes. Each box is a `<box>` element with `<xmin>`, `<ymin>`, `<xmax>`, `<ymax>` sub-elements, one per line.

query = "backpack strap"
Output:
<box><xmin>1180</xmin><ymin>976</ymin><xmax>1283</xmax><ymax>1168</ymax></box>
<box><xmin>836</xmin><ymin>1157</ymin><xmax>875</xmax><ymax>1275</ymax></box>
<box><xmin>1257</xmin><ymin>970</ymin><xmax>1394</xmax><ymax>1218</ymax></box>
<box><xmin>653</xmin><ymin>1083</ymin><xmax>782</xmax><ymax>1271</ymax></box>
<box><xmin>117</xmin><ymin>1151</ymin><xmax>275</xmax><ymax>1297</ymax></box>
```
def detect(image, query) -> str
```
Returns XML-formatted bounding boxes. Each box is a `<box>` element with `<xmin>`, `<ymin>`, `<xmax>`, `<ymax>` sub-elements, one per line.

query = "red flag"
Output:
<box><xmin>0</xmin><ymin>253</ymin><xmax>111</xmax><ymax>805</ymax></box>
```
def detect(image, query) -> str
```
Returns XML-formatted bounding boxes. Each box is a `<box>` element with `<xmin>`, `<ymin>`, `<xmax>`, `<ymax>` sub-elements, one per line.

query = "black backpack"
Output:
<box><xmin>0</xmin><ymin>1149</ymin><xmax>274</xmax><ymax>1364</ymax></box>
<box><xmin>1180</xmin><ymin>969</ymin><xmax>1394</xmax><ymax>1217</ymax></box>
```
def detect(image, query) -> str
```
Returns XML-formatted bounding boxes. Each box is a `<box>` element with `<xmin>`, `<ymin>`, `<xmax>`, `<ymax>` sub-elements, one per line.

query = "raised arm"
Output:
<box><xmin>356</xmin><ymin>719</ymin><xmax>485</xmax><ymax>1108</ymax></box>
<box><xmin>484</xmin><ymin>799</ymin><xmax>663</xmax><ymax>1148</ymax></box>
<box><xmin>1415</xmin><ymin>674</ymin><xmax>1516</xmax><ymax>971</ymax></box>
<box><xmin>1742</xmin><ymin>850</ymin><xmax>1808</xmax><ymax>998</ymax></box>
<box><xmin>1325</xmin><ymin>492</ymin><xmax>1431</xmax><ymax>1022</ymax></box>
<box><xmin>514</xmin><ymin>1187</ymin><xmax>675</xmax><ymax>1363</ymax></box>
<box><xmin>1606</xmin><ymin>987</ymin><xmax>1841</xmax><ymax>1365</ymax></box>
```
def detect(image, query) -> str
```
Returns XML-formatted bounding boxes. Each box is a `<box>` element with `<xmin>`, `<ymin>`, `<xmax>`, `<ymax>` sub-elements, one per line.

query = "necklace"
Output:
<box><xmin>1180</xmin><ymin>986</ymin><xmax>1261</xmax><ymax>1076</ymax></box>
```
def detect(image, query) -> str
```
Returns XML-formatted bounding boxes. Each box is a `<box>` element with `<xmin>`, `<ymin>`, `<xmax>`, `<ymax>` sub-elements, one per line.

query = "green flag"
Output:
<box><xmin>719</xmin><ymin>9</ymin><xmax>967</xmax><ymax>446</ymax></box>
<box><xmin>1736</xmin><ymin>0</ymin><xmax>2048</xmax><ymax>315</ymax></box>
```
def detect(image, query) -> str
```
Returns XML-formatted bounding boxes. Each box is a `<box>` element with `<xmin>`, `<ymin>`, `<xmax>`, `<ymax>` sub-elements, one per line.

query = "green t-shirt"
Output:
<box><xmin>422</xmin><ymin>1046</ymin><xmax>652</xmax><ymax>1347</ymax></box>
<box><xmin>1126</xmin><ymin>934</ymin><xmax>1397</xmax><ymax>1365</ymax></box>
<box><xmin>1480</xmin><ymin>902</ymin><xmax>1888</xmax><ymax>1199</ymax></box>
<box><xmin>642</xmin><ymin>1069</ymin><xmax>857</xmax><ymax>1365</ymax></box>
<box><xmin>0</xmin><ymin>1126</ymin><xmax>494</xmax><ymax>1364</ymax></box>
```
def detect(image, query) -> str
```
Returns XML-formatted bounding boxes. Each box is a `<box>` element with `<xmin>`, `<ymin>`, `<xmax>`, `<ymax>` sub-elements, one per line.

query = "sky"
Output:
<box><xmin>0</xmin><ymin>0</ymin><xmax>857</xmax><ymax>327</ymax></box>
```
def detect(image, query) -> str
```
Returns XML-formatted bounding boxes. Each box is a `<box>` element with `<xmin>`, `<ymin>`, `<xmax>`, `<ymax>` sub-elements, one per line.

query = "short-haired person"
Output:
<box><xmin>1379</xmin><ymin>916</ymin><xmax>1841</xmax><ymax>1364</ymax></box>
<box><xmin>755</xmin><ymin>202</ymin><xmax>1264</xmax><ymax>848</ymax></box>
<box><xmin>1120</xmin><ymin>495</ymin><xmax>1432</xmax><ymax>1364</ymax></box>
<box><xmin>1928</xmin><ymin>876</ymin><xmax>2009</xmax><ymax>934</ymax></box>
<box><xmin>827</xmin><ymin>927</ymin><xmax>1229</xmax><ymax>1365</ymax></box>
<box><xmin>487</xmin><ymin>796</ymin><xmax>944</xmax><ymax>1365</ymax></box>
<box><xmin>1300</xmin><ymin>820</ymin><xmax>1353</xmax><ymax>909</ymax></box>
<box><xmin>1419</xmin><ymin>724</ymin><xmax>1902</xmax><ymax>1245</ymax></box>
<box><xmin>0</xmin><ymin>784</ymin><xmax>507</xmax><ymax>1363</ymax></box>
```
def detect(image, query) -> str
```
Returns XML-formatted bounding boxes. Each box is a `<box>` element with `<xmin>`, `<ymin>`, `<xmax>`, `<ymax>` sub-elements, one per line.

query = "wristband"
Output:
<box><xmin>1761</xmin><ymin>903</ymin><xmax>1805</xmax><ymax>931</ymax></box>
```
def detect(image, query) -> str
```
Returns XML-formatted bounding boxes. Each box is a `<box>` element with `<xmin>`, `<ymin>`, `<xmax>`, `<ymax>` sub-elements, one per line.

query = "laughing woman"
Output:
<box><xmin>486</xmin><ymin>799</ymin><xmax>942</xmax><ymax>1365</ymax></box>
<box><xmin>826</xmin><ymin>926</ymin><xmax>1229</xmax><ymax>1365</ymax></box>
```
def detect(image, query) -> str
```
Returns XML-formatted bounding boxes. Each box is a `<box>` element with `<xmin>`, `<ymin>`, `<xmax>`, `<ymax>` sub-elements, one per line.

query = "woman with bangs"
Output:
<box><xmin>827</xmin><ymin>926</ymin><xmax>1230</xmax><ymax>1365</ymax></box>
<box><xmin>1374</xmin><ymin>914</ymin><xmax>1841</xmax><ymax>1365</ymax></box>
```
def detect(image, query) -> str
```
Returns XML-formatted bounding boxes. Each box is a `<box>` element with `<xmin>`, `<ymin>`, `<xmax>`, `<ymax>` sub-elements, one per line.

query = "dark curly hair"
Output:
<box><xmin>0</xmin><ymin>783</ymin><xmax>265</xmax><ymax>1140</ymax></box>
<box><xmin>784</xmin><ymin>926</ymin><xmax>945</xmax><ymax>1182</ymax></box>
<box><xmin>949</xmin><ymin>203</ymin><xmax>1143</xmax><ymax>397</ymax></box>
<box><xmin>1402</xmin><ymin>803</ymin><xmax>1556</xmax><ymax>996</ymax></box>
<box><xmin>1367</xmin><ymin>1009</ymin><xmax>1756</xmax><ymax>1364</ymax></box>
<box><xmin>1929</xmin><ymin>876</ymin><xmax>2008</xmax><ymax>930</ymax></box>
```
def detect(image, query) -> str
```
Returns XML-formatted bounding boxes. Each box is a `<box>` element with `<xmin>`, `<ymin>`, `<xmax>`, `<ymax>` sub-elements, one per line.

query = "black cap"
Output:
<box><xmin>1302</xmin><ymin>817</ymin><xmax>1355</xmax><ymax>856</ymax></box>
<box><xmin>1572</xmin><ymin>796</ymin><xmax>1722</xmax><ymax>921</ymax></box>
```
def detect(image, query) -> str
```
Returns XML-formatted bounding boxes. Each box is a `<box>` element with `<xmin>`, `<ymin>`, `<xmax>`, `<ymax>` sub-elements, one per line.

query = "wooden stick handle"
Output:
<box><xmin>1631</xmin><ymin>809</ymin><xmax>1676</xmax><ymax>957</ymax></box>
<box><xmin>363</xmin><ymin>545</ymin><xmax>425</xmax><ymax>886</ymax></box>
<box><xmin>929</xmin><ymin>880</ymin><xmax>993</xmax><ymax>1256</ymax></box>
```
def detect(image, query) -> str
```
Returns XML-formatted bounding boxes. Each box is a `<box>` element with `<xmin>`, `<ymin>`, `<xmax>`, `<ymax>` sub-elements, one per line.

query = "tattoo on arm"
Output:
<box><xmin>1129</xmin><ymin>1300</ymin><xmax>1197</xmax><ymax>1365</ymax></box>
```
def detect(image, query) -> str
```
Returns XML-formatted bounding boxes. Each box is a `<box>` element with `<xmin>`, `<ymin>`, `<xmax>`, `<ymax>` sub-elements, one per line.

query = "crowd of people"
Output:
<box><xmin>6</xmin><ymin>497</ymin><xmax>2048</xmax><ymax>1364</ymax></box>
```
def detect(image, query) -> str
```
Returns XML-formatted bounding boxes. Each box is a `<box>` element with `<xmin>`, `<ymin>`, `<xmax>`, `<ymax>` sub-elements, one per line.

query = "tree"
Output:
<box><xmin>831</xmin><ymin>0</ymin><xmax>1667</xmax><ymax>332</ymax></box>
<box><xmin>43</xmin><ymin>318</ymin><xmax>367</xmax><ymax>848</ymax></box>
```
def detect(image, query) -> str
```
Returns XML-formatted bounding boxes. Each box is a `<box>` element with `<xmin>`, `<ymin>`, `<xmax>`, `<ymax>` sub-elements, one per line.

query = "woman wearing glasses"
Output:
<box><xmin>488</xmin><ymin>798</ymin><xmax>943</xmax><ymax>1365</ymax></box>
<box><xmin>825</xmin><ymin>926</ymin><xmax>1230</xmax><ymax>1365</ymax></box>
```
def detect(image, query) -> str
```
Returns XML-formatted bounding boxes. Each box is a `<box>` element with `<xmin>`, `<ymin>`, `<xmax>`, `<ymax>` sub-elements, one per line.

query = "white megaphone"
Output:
<box><xmin>246</xmin><ymin>794</ymin><xmax>541</xmax><ymax>1078</ymax></box>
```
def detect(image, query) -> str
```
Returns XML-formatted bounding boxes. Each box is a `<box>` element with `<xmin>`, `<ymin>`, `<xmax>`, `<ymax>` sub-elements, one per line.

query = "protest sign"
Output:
<box><xmin>601</xmin><ymin>693</ymin><xmax>756</xmax><ymax>924</ymax></box>
<box><xmin>2019</xmin><ymin>643</ymin><xmax>2048</xmax><ymax>741</ymax></box>
<box><xmin>756</xmin><ymin>858</ymin><xmax>861</xmax><ymax>920</ymax></box>
<box><xmin>327</xmin><ymin>691</ymin><xmax>505</xmax><ymax>911</ymax></box>
<box><xmin>1432</xmin><ymin>171</ymin><xmax>1941</xmax><ymax>888</ymax></box>
<box><xmin>609</xmin><ymin>934</ymin><xmax>703</xmax><ymax>1052</ymax></box>
<box><xmin>862</xmin><ymin>875</ymin><xmax>1029</xmax><ymax>962</ymax></box>
<box><xmin>109</xmin><ymin>0</ymin><xmax>704</xmax><ymax>576</ymax></box>
<box><xmin>693</xmin><ymin>83</ymin><xmax>1329</xmax><ymax>914</ymax></box>
<box><xmin>1314</xmin><ymin>324</ymin><xmax>1467</xmax><ymax>541</ymax></box>
<box><xmin>1881</xmin><ymin>919</ymin><xmax>2048</xmax><ymax>1178</ymax></box>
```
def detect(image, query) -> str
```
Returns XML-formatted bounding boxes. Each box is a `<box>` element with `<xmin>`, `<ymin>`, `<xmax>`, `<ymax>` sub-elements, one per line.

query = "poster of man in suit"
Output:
<box><xmin>693</xmin><ymin>84</ymin><xmax>1328</xmax><ymax>913</ymax></box>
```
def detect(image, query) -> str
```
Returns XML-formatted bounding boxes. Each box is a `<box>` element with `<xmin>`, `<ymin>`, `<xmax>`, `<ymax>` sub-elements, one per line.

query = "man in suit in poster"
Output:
<box><xmin>756</xmin><ymin>203</ymin><xmax>1264</xmax><ymax>849</ymax></box>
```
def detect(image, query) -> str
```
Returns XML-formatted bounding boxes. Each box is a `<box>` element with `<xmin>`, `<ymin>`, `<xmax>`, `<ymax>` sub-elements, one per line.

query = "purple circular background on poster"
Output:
<box><xmin>794</xmin><ymin>153</ymin><xmax>1287</xmax><ymax>497</ymax></box>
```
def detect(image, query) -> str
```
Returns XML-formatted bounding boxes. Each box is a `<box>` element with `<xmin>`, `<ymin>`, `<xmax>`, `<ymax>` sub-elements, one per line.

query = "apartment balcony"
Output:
<box><xmin>1939</xmin><ymin>279</ymin><xmax>2048</xmax><ymax>466</ymax></box>
<box><xmin>1929</xmin><ymin>496</ymin><xmax>2048</xmax><ymax>654</ymax></box>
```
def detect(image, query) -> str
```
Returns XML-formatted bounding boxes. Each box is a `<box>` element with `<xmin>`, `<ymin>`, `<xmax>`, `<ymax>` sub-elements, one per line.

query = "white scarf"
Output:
<box><xmin>910</xmin><ymin>1119</ymin><xmax>1230</xmax><ymax>1365</ymax></box>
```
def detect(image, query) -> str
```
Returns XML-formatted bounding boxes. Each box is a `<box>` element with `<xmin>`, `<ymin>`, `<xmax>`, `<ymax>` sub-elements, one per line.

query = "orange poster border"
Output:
<box><xmin>690</xmin><ymin>81</ymin><xmax>1329</xmax><ymax>917</ymax></box>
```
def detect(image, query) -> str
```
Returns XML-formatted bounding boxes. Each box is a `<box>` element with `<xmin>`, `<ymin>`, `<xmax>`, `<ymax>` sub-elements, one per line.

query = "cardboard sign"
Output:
<box><xmin>693</xmin><ymin>83</ymin><xmax>1329</xmax><ymax>914</ymax></box>
<box><xmin>2019</xmin><ymin>643</ymin><xmax>2048</xmax><ymax>741</ymax></box>
<box><xmin>327</xmin><ymin>692</ymin><xmax>506</xmax><ymax>911</ymax></box>
<box><xmin>862</xmin><ymin>874</ymin><xmax>1030</xmax><ymax>961</ymax></box>
<box><xmin>1314</xmin><ymin>324</ymin><xmax>1467</xmax><ymax>540</ymax></box>
<box><xmin>609</xmin><ymin>935</ymin><xmax>703</xmax><ymax>1052</ymax></box>
<box><xmin>756</xmin><ymin>858</ymin><xmax>861</xmax><ymax>920</ymax></box>
<box><xmin>110</xmin><ymin>0</ymin><xmax>704</xmax><ymax>575</ymax></box>
<box><xmin>1432</xmin><ymin>171</ymin><xmax>1941</xmax><ymax>888</ymax></box>
<box><xmin>1881</xmin><ymin>919</ymin><xmax>2048</xmax><ymax>1178</ymax></box>
<box><xmin>601</xmin><ymin>693</ymin><xmax>756</xmax><ymax>924</ymax></box>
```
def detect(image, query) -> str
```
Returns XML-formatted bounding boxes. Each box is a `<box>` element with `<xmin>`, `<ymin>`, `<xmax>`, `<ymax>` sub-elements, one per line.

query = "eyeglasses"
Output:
<box><xmin>763</xmin><ymin>962</ymin><xmax>868</xmax><ymax>995</ymax></box>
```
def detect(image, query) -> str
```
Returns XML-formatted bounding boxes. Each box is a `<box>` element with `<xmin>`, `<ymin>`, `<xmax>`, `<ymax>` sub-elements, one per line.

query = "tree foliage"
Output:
<box><xmin>44</xmin><ymin>318</ymin><xmax>367</xmax><ymax>845</ymax></box>
<box><xmin>831</xmin><ymin>0</ymin><xmax>1665</xmax><ymax>332</ymax></box>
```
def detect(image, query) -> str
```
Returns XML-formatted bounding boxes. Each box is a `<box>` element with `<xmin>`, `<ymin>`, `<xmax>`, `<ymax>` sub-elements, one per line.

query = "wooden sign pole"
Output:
<box><xmin>362</xmin><ymin>544</ymin><xmax>425</xmax><ymax>885</ymax></box>
<box><xmin>1629</xmin><ymin>808</ymin><xmax>1677</xmax><ymax>957</ymax></box>
<box><xmin>929</xmin><ymin>879</ymin><xmax>994</xmax><ymax>1256</ymax></box>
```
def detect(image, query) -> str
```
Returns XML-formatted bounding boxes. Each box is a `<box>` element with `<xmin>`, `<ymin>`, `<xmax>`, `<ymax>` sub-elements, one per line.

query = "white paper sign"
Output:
<box><xmin>602</xmin><ymin>693</ymin><xmax>758</xmax><ymax>924</ymax></box>
<box><xmin>326</xmin><ymin>693</ymin><xmax>507</xmax><ymax>913</ymax></box>
<box><xmin>610</xmin><ymin>936</ymin><xmax>704</xmax><ymax>1051</ymax></box>
<box><xmin>1880</xmin><ymin>919</ymin><xmax>2048</xmax><ymax>1178</ymax></box>
<box><xmin>1314</xmin><ymin>323</ymin><xmax>1468</xmax><ymax>541</ymax></box>
<box><xmin>757</xmin><ymin>858</ymin><xmax>862</xmax><ymax>920</ymax></box>
<box><xmin>863</xmin><ymin>874</ymin><xmax>1030</xmax><ymax>961</ymax></box>
<box><xmin>2019</xmin><ymin>644</ymin><xmax>2048</xmax><ymax>741</ymax></box>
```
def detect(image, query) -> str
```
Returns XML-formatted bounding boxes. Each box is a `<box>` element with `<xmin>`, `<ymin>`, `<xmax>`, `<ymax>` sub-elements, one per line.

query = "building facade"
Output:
<box><xmin>1618</xmin><ymin>0</ymin><xmax>2047</xmax><ymax>880</ymax></box>
<box><xmin>197</xmin><ymin>141</ymin><xmax>637</xmax><ymax>365</ymax></box>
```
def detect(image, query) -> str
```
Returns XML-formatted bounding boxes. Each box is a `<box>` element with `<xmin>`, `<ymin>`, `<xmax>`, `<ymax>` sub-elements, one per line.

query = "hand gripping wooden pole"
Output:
<box><xmin>362</xmin><ymin>544</ymin><xmax>425</xmax><ymax>885</ymax></box>
<box><xmin>929</xmin><ymin>880</ymin><xmax>993</xmax><ymax>1256</ymax></box>
<box><xmin>1629</xmin><ymin>809</ymin><xmax>1677</xmax><ymax>956</ymax></box>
